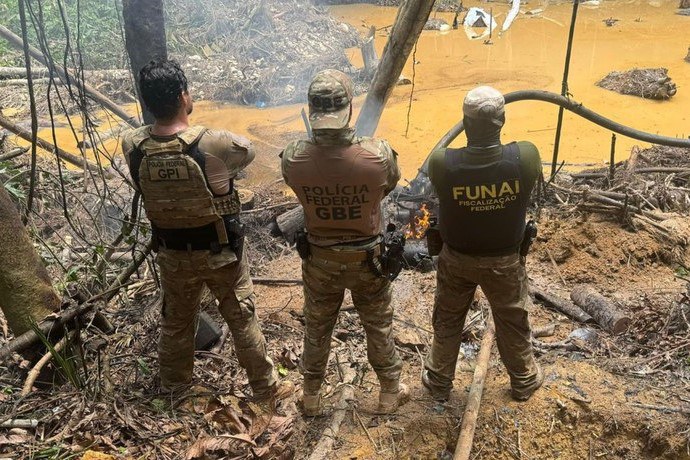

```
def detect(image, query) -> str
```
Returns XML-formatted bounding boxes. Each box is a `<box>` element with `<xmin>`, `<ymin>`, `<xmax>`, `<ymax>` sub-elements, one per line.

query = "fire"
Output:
<box><xmin>403</xmin><ymin>203</ymin><xmax>431</xmax><ymax>239</ymax></box>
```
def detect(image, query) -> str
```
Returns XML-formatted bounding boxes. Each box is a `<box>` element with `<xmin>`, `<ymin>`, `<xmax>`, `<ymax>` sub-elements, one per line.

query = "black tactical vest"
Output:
<box><xmin>436</xmin><ymin>143</ymin><xmax>528</xmax><ymax>255</ymax></box>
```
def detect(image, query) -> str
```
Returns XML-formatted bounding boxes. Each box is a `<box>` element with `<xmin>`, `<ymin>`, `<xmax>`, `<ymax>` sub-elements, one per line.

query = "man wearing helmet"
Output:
<box><xmin>281</xmin><ymin>69</ymin><xmax>408</xmax><ymax>416</ymax></box>
<box><xmin>423</xmin><ymin>86</ymin><xmax>543</xmax><ymax>402</ymax></box>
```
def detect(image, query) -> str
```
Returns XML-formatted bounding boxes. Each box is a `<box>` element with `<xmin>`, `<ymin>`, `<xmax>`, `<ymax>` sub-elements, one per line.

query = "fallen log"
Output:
<box><xmin>0</xmin><ymin>146</ymin><xmax>28</xmax><ymax>162</ymax></box>
<box><xmin>570</xmin><ymin>285</ymin><xmax>631</xmax><ymax>334</ymax></box>
<box><xmin>0</xmin><ymin>112</ymin><xmax>100</xmax><ymax>171</ymax></box>
<box><xmin>530</xmin><ymin>287</ymin><xmax>595</xmax><ymax>324</ymax></box>
<box><xmin>0</xmin><ymin>25</ymin><xmax>139</xmax><ymax>128</ymax></box>
<box><xmin>453</xmin><ymin>315</ymin><xmax>496</xmax><ymax>460</ymax></box>
<box><xmin>275</xmin><ymin>205</ymin><xmax>305</xmax><ymax>243</ymax></box>
<box><xmin>0</xmin><ymin>240</ymin><xmax>153</xmax><ymax>361</ymax></box>
<box><xmin>308</xmin><ymin>359</ymin><xmax>357</xmax><ymax>460</ymax></box>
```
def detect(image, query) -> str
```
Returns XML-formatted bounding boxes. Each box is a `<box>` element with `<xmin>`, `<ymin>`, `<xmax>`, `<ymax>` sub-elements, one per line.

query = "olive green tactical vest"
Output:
<box><xmin>433</xmin><ymin>143</ymin><xmax>530</xmax><ymax>255</ymax></box>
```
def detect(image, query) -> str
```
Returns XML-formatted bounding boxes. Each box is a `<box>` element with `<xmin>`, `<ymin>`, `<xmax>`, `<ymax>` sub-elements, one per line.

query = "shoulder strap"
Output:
<box><xmin>502</xmin><ymin>141</ymin><xmax>520</xmax><ymax>161</ymax></box>
<box><xmin>177</xmin><ymin>125</ymin><xmax>207</xmax><ymax>146</ymax></box>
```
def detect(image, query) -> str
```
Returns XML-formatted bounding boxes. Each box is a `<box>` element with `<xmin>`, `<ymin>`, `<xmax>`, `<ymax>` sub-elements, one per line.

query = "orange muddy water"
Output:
<box><xmin>38</xmin><ymin>0</ymin><xmax>689</xmax><ymax>182</ymax></box>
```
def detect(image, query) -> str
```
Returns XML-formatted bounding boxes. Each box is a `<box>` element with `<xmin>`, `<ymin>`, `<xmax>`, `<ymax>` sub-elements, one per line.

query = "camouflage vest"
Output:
<box><xmin>128</xmin><ymin>126</ymin><xmax>241</xmax><ymax>245</ymax></box>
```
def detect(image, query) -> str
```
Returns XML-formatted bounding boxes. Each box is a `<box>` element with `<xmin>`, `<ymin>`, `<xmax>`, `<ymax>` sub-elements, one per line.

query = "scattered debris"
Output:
<box><xmin>603</xmin><ymin>17</ymin><xmax>620</xmax><ymax>26</ymax></box>
<box><xmin>597</xmin><ymin>67</ymin><xmax>678</xmax><ymax>100</ymax></box>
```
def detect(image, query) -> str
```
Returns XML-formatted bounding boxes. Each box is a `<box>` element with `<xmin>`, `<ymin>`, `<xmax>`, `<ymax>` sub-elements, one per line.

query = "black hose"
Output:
<box><xmin>408</xmin><ymin>89</ymin><xmax>690</xmax><ymax>191</ymax></box>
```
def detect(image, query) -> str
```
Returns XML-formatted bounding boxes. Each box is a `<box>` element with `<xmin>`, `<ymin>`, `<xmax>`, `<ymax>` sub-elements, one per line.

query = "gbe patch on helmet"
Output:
<box><xmin>147</xmin><ymin>158</ymin><xmax>190</xmax><ymax>181</ymax></box>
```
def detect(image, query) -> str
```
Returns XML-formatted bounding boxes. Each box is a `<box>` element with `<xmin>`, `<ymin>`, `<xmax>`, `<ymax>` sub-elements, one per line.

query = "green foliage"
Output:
<box><xmin>0</xmin><ymin>0</ymin><xmax>125</xmax><ymax>69</ymax></box>
<box><xmin>0</xmin><ymin>162</ymin><xmax>26</xmax><ymax>201</ymax></box>
<box><xmin>30</xmin><ymin>320</ymin><xmax>86</xmax><ymax>391</ymax></box>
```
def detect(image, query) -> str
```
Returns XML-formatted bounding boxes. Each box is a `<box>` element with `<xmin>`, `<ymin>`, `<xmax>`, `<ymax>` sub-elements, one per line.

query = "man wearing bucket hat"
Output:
<box><xmin>422</xmin><ymin>86</ymin><xmax>543</xmax><ymax>402</ymax></box>
<box><xmin>280</xmin><ymin>69</ymin><xmax>408</xmax><ymax>416</ymax></box>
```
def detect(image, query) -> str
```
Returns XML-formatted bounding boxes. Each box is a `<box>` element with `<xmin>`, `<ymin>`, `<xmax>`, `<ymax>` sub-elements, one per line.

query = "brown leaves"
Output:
<box><xmin>184</xmin><ymin>395</ymin><xmax>294</xmax><ymax>460</ymax></box>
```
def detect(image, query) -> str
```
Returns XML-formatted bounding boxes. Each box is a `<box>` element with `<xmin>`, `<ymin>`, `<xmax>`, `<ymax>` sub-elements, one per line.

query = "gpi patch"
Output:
<box><xmin>147</xmin><ymin>159</ymin><xmax>190</xmax><ymax>181</ymax></box>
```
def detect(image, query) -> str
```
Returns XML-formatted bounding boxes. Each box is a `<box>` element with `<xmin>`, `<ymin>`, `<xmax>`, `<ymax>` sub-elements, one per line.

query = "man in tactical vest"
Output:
<box><xmin>281</xmin><ymin>69</ymin><xmax>408</xmax><ymax>415</ymax></box>
<box><xmin>122</xmin><ymin>59</ymin><xmax>289</xmax><ymax>402</ymax></box>
<box><xmin>423</xmin><ymin>86</ymin><xmax>543</xmax><ymax>402</ymax></box>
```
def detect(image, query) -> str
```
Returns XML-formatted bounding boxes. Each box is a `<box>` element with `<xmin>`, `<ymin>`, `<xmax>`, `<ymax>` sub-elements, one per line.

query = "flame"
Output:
<box><xmin>403</xmin><ymin>203</ymin><xmax>431</xmax><ymax>239</ymax></box>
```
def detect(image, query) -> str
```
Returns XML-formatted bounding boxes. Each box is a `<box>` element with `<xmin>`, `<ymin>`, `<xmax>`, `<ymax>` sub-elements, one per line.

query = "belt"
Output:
<box><xmin>157</xmin><ymin>238</ymin><xmax>223</xmax><ymax>251</ymax></box>
<box><xmin>446</xmin><ymin>243</ymin><xmax>519</xmax><ymax>257</ymax></box>
<box><xmin>310</xmin><ymin>244</ymin><xmax>381</xmax><ymax>263</ymax></box>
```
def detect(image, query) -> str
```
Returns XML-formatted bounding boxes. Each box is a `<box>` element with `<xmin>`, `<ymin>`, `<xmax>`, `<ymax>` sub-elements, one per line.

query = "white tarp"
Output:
<box><xmin>462</xmin><ymin>7</ymin><xmax>498</xmax><ymax>40</ymax></box>
<box><xmin>502</xmin><ymin>0</ymin><xmax>521</xmax><ymax>32</ymax></box>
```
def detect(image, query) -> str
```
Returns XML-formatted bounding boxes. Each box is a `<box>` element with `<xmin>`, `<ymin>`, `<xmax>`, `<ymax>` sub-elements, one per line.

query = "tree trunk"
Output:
<box><xmin>0</xmin><ymin>187</ymin><xmax>61</xmax><ymax>337</ymax></box>
<box><xmin>530</xmin><ymin>287</ymin><xmax>594</xmax><ymax>324</ymax></box>
<box><xmin>276</xmin><ymin>205</ymin><xmax>305</xmax><ymax>244</ymax></box>
<box><xmin>361</xmin><ymin>26</ymin><xmax>379</xmax><ymax>79</ymax></box>
<box><xmin>570</xmin><ymin>285</ymin><xmax>631</xmax><ymax>334</ymax></box>
<box><xmin>355</xmin><ymin>0</ymin><xmax>435</xmax><ymax>137</ymax></box>
<box><xmin>122</xmin><ymin>0</ymin><xmax>167</xmax><ymax>125</ymax></box>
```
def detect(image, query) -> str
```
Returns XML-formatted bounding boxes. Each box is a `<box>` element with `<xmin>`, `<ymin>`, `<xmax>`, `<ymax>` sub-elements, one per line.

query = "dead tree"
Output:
<box><xmin>355</xmin><ymin>0</ymin><xmax>436</xmax><ymax>137</ymax></box>
<box><xmin>0</xmin><ymin>186</ymin><xmax>61</xmax><ymax>337</ymax></box>
<box><xmin>122</xmin><ymin>0</ymin><xmax>167</xmax><ymax>125</ymax></box>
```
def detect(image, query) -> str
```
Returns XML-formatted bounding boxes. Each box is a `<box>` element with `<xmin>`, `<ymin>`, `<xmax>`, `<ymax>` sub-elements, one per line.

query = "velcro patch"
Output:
<box><xmin>147</xmin><ymin>159</ymin><xmax>189</xmax><ymax>181</ymax></box>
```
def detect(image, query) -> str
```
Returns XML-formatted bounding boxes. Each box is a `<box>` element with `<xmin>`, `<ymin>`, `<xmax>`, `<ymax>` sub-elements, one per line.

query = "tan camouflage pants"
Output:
<box><xmin>300</xmin><ymin>255</ymin><xmax>403</xmax><ymax>393</ymax></box>
<box><xmin>424</xmin><ymin>246</ymin><xmax>538</xmax><ymax>394</ymax></box>
<box><xmin>156</xmin><ymin>247</ymin><xmax>276</xmax><ymax>395</ymax></box>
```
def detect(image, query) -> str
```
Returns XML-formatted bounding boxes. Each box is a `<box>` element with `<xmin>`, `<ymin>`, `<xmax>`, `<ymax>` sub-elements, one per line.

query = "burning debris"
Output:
<box><xmin>402</xmin><ymin>203</ymin><xmax>432</xmax><ymax>239</ymax></box>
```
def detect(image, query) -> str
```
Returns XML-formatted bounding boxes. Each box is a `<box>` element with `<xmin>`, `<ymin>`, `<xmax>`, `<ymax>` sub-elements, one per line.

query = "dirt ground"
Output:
<box><xmin>247</xmin><ymin>212</ymin><xmax>690</xmax><ymax>459</ymax></box>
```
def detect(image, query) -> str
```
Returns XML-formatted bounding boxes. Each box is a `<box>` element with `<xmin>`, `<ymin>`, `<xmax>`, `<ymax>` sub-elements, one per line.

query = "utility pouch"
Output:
<box><xmin>519</xmin><ymin>220</ymin><xmax>538</xmax><ymax>257</ymax></box>
<box><xmin>426</xmin><ymin>217</ymin><xmax>443</xmax><ymax>256</ymax></box>
<box><xmin>380</xmin><ymin>223</ymin><xmax>406</xmax><ymax>281</ymax></box>
<box><xmin>224</xmin><ymin>217</ymin><xmax>246</xmax><ymax>260</ymax></box>
<box><xmin>295</xmin><ymin>230</ymin><xmax>311</xmax><ymax>260</ymax></box>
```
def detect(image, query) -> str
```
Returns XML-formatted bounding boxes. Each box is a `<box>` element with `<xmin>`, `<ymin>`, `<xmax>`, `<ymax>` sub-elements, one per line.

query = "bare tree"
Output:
<box><xmin>122</xmin><ymin>0</ymin><xmax>168</xmax><ymax>124</ymax></box>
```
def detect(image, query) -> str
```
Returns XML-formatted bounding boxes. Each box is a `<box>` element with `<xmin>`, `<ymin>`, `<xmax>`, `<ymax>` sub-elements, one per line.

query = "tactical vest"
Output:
<box><xmin>128</xmin><ymin>126</ymin><xmax>241</xmax><ymax>247</ymax></box>
<box><xmin>435</xmin><ymin>143</ymin><xmax>529</xmax><ymax>255</ymax></box>
<box><xmin>287</xmin><ymin>139</ymin><xmax>388</xmax><ymax>245</ymax></box>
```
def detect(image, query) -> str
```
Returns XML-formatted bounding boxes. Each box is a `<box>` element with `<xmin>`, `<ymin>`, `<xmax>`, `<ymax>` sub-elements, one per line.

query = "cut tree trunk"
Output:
<box><xmin>570</xmin><ymin>285</ymin><xmax>631</xmax><ymax>334</ymax></box>
<box><xmin>361</xmin><ymin>26</ymin><xmax>379</xmax><ymax>79</ymax></box>
<box><xmin>530</xmin><ymin>287</ymin><xmax>594</xmax><ymax>324</ymax></box>
<box><xmin>122</xmin><ymin>0</ymin><xmax>167</xmax><ymax>125</ymax></box>
<box><xmin>0</xmin><ymin>187</ymin><xmax>61</xmax><ymax>337</ymax></box>
<box><xmin>276</xmin><ymin>205</ymin><xmax>305</xmax><ymax>244</ymax></box>
<box><xmin>355</xmin><ymin>0</ymin><xmax>436</xmax><ymax>136</ymax></box>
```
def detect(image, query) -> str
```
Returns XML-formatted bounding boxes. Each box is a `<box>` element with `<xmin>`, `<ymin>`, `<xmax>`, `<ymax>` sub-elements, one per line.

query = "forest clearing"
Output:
<box><xmin>0</xmin><ymin>0</ymin><xmax>689</xmax><ymax>459</ymax></box>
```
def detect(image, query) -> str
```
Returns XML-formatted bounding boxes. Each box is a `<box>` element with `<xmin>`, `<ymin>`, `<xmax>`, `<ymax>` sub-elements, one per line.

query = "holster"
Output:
<box><xmin>519</xmin><ymin>220</ymin><xmax>538</xmax><ymax>257</ymax></box>
<box><xmin>380</xmin><ymin>224</ymin><xmax>406</xmax><ymax>281</ymax></box>
<box><xmin>426</xmin><ymin>217</ymin><xmax>443</xmax><ymax>256</ymax></box>
<box><xmin>295</xmin><ymin>230</ymin><xmax>311</xmax><ymax>260</ymax></box>
<box><xmin>223</xmin><ymin>216</ymin><xmax>245</xmax><ymax>260</ymax></box>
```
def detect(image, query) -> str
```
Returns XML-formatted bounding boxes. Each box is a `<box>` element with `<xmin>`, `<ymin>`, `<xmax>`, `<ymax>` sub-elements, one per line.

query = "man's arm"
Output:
<box><xmin>121</xmin><ymin>130</ymin><xmax>140</xmax><ymax>192</ymax></box>
<box><xmin>517</xmin><ymin>141</ymin><xmax>542</xmax><ymax>194</ymax></box>
<box><xmin>199</xmin><ymin>129</ymin><xmax>255</xmax><ymax>178</ymax></box>
<box><xmin>380</xmin><ymin>140</ymin><xmax>401</xmax><ymax>196</ymax></box>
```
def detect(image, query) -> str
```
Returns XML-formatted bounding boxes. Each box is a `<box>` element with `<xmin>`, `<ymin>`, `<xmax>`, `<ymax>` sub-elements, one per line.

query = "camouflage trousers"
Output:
<box><xmin>300</xmin><ymin>254</ymin><xmax>403</xmax><ymax>394</ymax></box>
<box><xmin>156</xmin><ymin>247</ymin><xmax>276</xmax><ymax>395</ymax></box>
<box><xmin>424</xmin><ymin>246</ymin><xmax>538</xmax><ymax>394</ymax></box>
